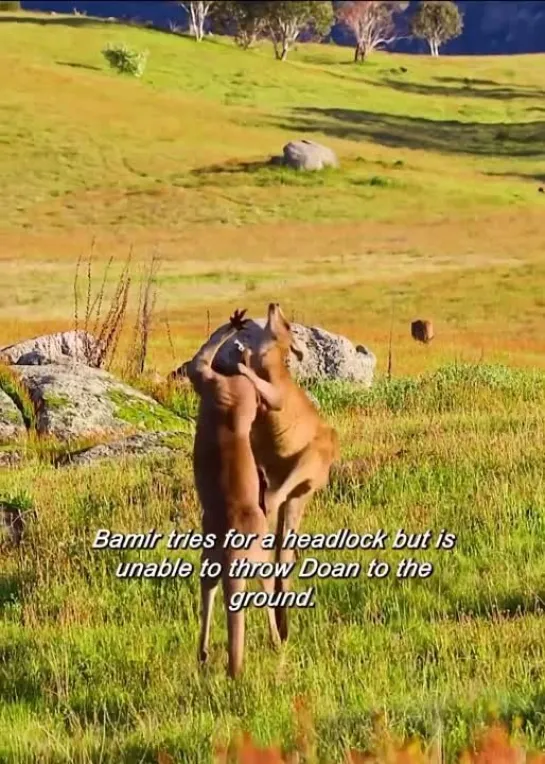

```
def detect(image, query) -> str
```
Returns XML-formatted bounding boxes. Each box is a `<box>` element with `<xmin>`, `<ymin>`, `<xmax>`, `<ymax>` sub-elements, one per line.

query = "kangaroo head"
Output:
<box><xmin>255</xmin><ymin>303</ymin><xmax>304</xmax><ymax>374</ymax></box>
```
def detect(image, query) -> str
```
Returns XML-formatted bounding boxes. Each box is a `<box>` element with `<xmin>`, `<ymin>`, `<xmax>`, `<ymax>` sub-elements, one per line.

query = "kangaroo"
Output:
<box><xmin>411</xmin><ymin>319</ymin><xmax>434</xmax><ymax>344</ymax></box>
<box><xmin>189</xmin><ymin>314</ymin><xmax>281</xmax><ymax>679</ymax></box>
<box><xmin>236</xmin><ymin>303</ymin><xmax>340</xmax><ymax>641</ymax></box>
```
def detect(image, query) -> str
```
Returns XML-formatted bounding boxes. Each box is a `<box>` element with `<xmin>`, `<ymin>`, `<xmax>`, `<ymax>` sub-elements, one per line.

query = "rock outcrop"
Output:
<box><xmin>186</xmin><ymin>318</ymin><xmax>375</xmax><ymax>386</ymax></box>
<box><xmin>6</xmin><ymin>363</ymin><xmax>191</xmax><ymax>442</ymax></box>
<box><xmin>60</xmin><ymin>431</ymin><xmax>189</xmax><ymax>466</ymax></box>
<box><xmin>0</xmin><ymin>330</ymin><xmax>98</xmax><ymax>366</ymax></box>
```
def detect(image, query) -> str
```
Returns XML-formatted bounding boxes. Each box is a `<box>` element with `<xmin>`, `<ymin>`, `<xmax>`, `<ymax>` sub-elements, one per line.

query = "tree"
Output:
<box><xmin>336</xmin><ymin>1</ymin><xmax>407</xmax><ymax>63</ymax></box>
<box><xmin>211</xmin><ymin>1</ymin><xmax>269</xmax><ymax>49</ymax></box>
<box><xmin>259</xmin><ymin>1</ymin><xmax>334</xmax><ymax>61</ymax></box>
<box><xmin>179</xmin><ymin>1</ymin><xmax>216</xmax><ymax>41</ymax></box>
<box><xmin>410</xmin><ymin>0</ymin><xmax>463</xmax><ymax>56</ymax></box>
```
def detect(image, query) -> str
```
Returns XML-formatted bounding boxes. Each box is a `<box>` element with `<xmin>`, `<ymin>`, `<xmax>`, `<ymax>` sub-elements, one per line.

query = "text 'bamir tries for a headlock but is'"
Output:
<box><xmin>91</xmin><ymin>527</ymin><xmax>457</xmax><ymax>552</ymax></box>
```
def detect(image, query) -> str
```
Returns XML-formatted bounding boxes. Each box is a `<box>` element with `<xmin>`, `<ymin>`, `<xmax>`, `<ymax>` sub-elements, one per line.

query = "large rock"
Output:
<box><xmin>186</xmin><ymin>318</ymin><xmax>375</xmax><ymax>386</ymax></box>
<box><xmin>1</xmin><ymin>330</ymin><xmax>98</xmax><ymax>366</ymax></box>
<box><xmin>14</xmin><ymin>363</ymin><xmax>190</xmax><ymax>441</ymax></box>
<box><xmin>290</xmin><ymin>325</ymin><xmax>375</xmax><ymax>383</ymax></box>
<box><xmin>0</xmin><ymin>390</ymin><xmax>26</xmax><ymax>442</ymax></box>
<box><xmin>282</xmin><ymin>140</ymin><xmax>338</xmax><ymax>171</ymax></box>
<box><xmin>60</xmin><ymin>431</ymin><xmax>188</xmax><ymax>466</ymax></box>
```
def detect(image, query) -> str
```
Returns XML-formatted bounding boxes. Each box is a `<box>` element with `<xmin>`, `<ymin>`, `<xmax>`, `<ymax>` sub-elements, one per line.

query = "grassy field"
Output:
<box><xmin>3</xmin><ymin>366</ymin><xmax>545</xmax><ymax>762</ymax></box>
<box><xmin>2</xmin><ymin>11</ymin><xmax>545</xmax><ymax>373</ymax></box>
<box><xmin>2</xmin><ymin>9</ymin><xmax>545</xmax><ymax>763</ymax></box>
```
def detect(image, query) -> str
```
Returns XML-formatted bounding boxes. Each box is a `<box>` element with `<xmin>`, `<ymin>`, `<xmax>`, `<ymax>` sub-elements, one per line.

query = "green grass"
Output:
<box><xmin>2</xmin><ymin>9</ymin><xmax>545</xmax><ymax>762</ymax></box>
<box><xmin>107</xmin><ymin>389</ymin><xmax>193</xmax><ymax>432</ymax></box>
<box><xmin>2</xmin><ymin>365</ymin><xmax>545</xmax><ymax>761</ymax></box>
<box><xmin>41</xmin><ymin>393</ymin><xmax>71</xmax><ymax>409</ymax></box>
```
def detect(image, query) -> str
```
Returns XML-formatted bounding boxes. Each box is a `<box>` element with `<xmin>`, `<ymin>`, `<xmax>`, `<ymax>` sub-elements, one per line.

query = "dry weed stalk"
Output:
<box><xmin>387</xmin><ymin>293</ymin><xmax>395</xmax><ymax>382</ymax></box>
<box><xmin>73</xmin><ymin>251</ymin><xmax>82</xmax><ymax>358</ymax></box>
<box><xmin>73</xmin><ymin>245</ymin><xmax>163</xmax><ymax>375</ymax></box>
<box><xmin>90</xmin><ymin>254</ymin><xmax>114</xmax><ymax>341</ymax></box>
<box><xmin>94</xmin><ymin>257</ymin><xmax>132</xmax><ymax>370</ymax></box>
<box><xmin>164</xmin><ymin>313</ymin><xmax>177</xmax><ymax>363</ymax></box>
<box><xmin>125</xmin><ymin>251</ymin><xmax>161</xmax><ymax>378</ymax></box>
<box><xmin>73</xmin><ymin>238</ymin><xmax>99</xmax><ymax>363</ymax></box>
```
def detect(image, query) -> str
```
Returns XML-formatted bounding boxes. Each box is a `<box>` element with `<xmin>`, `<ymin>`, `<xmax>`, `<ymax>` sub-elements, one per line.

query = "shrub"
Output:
<box><xmin>102</xmin><ymin>43</ymin><xmax>148</xmax><ymax>77</ymax></box>
<box><xmin>0</xmin><ymin>1</ymin><xmax>21</xmax><ymax>10</ymax></box>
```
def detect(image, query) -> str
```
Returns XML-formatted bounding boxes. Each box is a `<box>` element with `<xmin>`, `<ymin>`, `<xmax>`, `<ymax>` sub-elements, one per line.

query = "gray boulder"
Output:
<box><xmin>187</xmin><ymin>318</ymin><xmax>375</xmax><ymax>386</ymax></box>
<box><xmin>61</xmin><ymin>431</ymin><xmax>187</xmax><ymax>466</ymax></box>
<box><xmin>290</xmin><ymin>325</ymin><xmax>375</xmax><ymax>384</ymax></box>
<box><xmin>15</xmin><ymin>363</ymin><xmax>191</xmax><ymax>441</ymax></box>
<box><xmin>0</xmin><ymin>390</ymin><xmax>26</xmax><ymax>442</ymax></box>
<box><xmin>282</xmin><ymin>140</ymin><xmax>338</xmax><ymax>171</ymax></box>
<box><xmin>1</xmin><ymin>330</ymin><xmax>98</xmax><ymax>366</ymax></box>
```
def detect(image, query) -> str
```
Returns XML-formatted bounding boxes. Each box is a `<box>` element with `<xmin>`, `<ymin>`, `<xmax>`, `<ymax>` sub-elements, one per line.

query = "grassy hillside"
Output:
<box><xmin>2</xmin><ymin>10</ymin><xmax>545</xmax><ymax>764</ymax></box>
<box><xmin>1</xmin><ymin>11</ymin><xmax>545</xmax><ymax>373</ymax></box>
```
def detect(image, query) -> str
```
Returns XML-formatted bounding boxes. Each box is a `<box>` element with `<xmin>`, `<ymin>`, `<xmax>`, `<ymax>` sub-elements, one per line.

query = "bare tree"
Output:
<box><xmin>336</xmin><ymin>1</ymin><xmax>407</xmax><ymax>62</ymax></box>
<box><xmin>179</xmin><ymin>1</ymin><xmax>215</xmax><ymax>41</ymax></box>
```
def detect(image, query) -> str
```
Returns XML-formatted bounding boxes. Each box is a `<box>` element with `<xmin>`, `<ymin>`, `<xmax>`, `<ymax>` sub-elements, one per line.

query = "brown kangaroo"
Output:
<box><xmin>189</xmin><ymin>317</ymin><xmax>281</xmax><ymax>679</ymax></box>
<box><xmin>236</xmin><ymin>303</ymin><xmax>340</xmax><ymax>641</ymax></box>
<box><xmin>411</xmin><ymin>319</ymin><xmax>434</xmax><ymax>344</ymax></box>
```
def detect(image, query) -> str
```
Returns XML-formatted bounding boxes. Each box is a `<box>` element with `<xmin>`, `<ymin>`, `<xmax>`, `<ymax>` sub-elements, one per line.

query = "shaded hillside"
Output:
<box><xmin>21</xmin><ymin>0</ymin><xmax>545</xmax><ymax>55</ymax></box>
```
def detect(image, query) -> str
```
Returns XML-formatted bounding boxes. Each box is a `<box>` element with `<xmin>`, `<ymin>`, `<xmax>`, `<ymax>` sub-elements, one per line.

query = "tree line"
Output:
<box><xmin>178</xmin><ymin>1</ymin><xmax>464</xmax><ymax>61</ymax></box>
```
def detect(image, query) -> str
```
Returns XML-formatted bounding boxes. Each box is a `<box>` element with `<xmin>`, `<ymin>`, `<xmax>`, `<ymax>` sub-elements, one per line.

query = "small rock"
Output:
<box><xmin>282</xmin><ymin>140</ymin><xmax>338</xmax><ymax>171</ymax></box>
